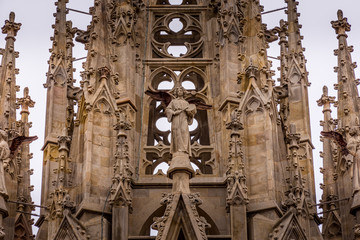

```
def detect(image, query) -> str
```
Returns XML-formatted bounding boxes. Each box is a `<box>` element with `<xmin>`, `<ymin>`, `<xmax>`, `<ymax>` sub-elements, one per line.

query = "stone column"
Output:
<box><xmin>168</xmin><ymin>152</ymin><xmax>195</xmax><ymax>194</ymax></box>
<box><xmin>112</xmin><ymin>206</ymin><xmax>129</xmax><ymax>240</ymax></box>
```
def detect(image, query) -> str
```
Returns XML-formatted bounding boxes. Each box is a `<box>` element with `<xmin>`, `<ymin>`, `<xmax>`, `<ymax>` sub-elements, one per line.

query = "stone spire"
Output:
<box><xmin>331</xmin><ymin>9</ymin><xmax>360</xmax><ymax>132</ymax></box>
<box><xmin>240</xmin><ymin>0</ymin><xmax>273</xmax><ymax>88</ymax></box>
<box><xmin>38</xmin><ymin>0</ymin><xmax>77</xmax><ymax>237</ymax></box>
<box><xmin>284</xmin><ymin>0</ymin><xmax>311</xmax><ymax>136</ymax></box>
<box><xmin>331</xmin><ymin>10</ymin><xmax>360</xmax><ymax>239</ymax></box>
<box><xmin>283</xmin><ymin>0</ymin><xmax>315</xmax><ymax>203</ymax></box>
<box><xmin>80</xmin><ymin>0</ymin><xmax>139</xmax><ymax>112</ymax></box>
<box><xmin>285</xmin><ymin>0</ymin><xmax>304</xmax><ymax>59</ymax></box>
<box><xmin>43</xmin><ymin>0</ymin><xmax>76</xmax><ymax>143</ymax></box>
<box><xmin>317</xmin><ymin>86</ymin><xmax>342</xmax><ymax>238</ymax></box>
<box><xmin>0</xmin><ymin>12</ymin><xmax>21</xmax><ymax>130</ymax></box>
<box><xmin>0</xmin><ymin>13</ymin><xmax>21</xmax><ymax>239</ymax></box>
<box><xmin>14</xmin><ymin>87</ymin><xmax>36</xmax><ymax>239</ymax></box>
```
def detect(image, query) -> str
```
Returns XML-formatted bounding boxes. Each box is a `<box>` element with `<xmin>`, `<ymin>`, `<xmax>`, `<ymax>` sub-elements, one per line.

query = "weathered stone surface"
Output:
<box><xmin>5</xmin><ymin>0</ymin><xmax>356</xmax><ymax>239</ymax></box>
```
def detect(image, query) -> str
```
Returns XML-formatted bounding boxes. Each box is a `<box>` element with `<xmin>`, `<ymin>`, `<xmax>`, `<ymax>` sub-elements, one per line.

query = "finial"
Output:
<box><xmin>24</xmin><ymin>87</ymin><xmax>29</xmax><ymax>97</ymax></box>
<box><xmin>337</xmin><ymin>9</ymin><xmax>343</xmax><ymax>21</ymax></box>
<box><xmin>331</xmin><ymin>9</ymin><xmax>350</xmax><ymax>34</ymax></box>
<box><xmin>2</xmin><ymin>11</ymin><xmax>21</xmax><ymax>37</ymax></box>
<box><xmin>322</xmin><ymin>85</ymin><xmax>328</xmax><ymax>96</ymax></box>
<box><xmin>9</xmin><ymin>12</ymin><xmax>15</xmax><ymax>22</ymax></box>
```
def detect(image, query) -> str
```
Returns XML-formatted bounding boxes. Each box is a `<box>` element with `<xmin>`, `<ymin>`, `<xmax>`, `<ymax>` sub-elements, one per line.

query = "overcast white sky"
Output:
<box><xmin>1</xmin><ymin>0</ymin><xmax>360</xmax><ymax>234</ymax></box>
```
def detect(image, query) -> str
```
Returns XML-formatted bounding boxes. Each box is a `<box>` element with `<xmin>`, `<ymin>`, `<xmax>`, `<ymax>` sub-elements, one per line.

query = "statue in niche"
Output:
<box><xmin>145</xmin><ymin>86</ymin><xmax>212</xmax><ymax>156</ymax></box>
<box><xmin>165</xmin><ymin>87</ymin><xmax>197</xmax><ymax>155</ymax></box>
<box><xmin>0</xmin><ymin>130</ymin><xmax>9</xmax><ymax>198</ymax></box>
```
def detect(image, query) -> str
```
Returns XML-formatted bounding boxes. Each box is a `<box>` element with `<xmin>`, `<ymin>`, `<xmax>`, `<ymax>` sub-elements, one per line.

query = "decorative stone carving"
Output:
<box><xmin>152</xmin><ymin>193</ymin><xmax>175</xmax><ymax>238</ymax></box>
<box><xmin>109</xmin><ymin>0</ymin><xmax>142</xmax><ymax>45</ymax></box>
<box><xmin>151</xmin><ymin>13</ymin><xmax>203</xmax><ymax>58</ymax></box>
<box><xmin>152</xmin><ymin>193</ymin><xmax>210</xmax><ymax>240</ymax></box>
<box><xmin>331</xmin><ymin>10</ymin><xmax>351</xmax><ymax>35</ymax></box>
<box><xmin>0</xmin><ymin>130</ymin><xmax>9</xmax><ymax>199</ymax></box>
<box><xmin>268</xmin><ymin>209</ymin><xmax>307</xmax><ymax>240</ymax></box>
<box><xmin>1</xmin><ymin>12</ymin><xmax>21</xmax><ymax>38</ymax></box>
<box><xmin>273</xmin><ymin>84</ymin><xmax>288</xmax><ymax>100</ymax></box>
<box><xmin>110</xmin><ymin>111</ymin><xmax>133</xmax><ymax>208</ymax></box>
<box><xmin>264</xmin><ymin>27</ymin><xmax>280</xmax><ymax>43</ymax></box>
<box><xmin>62</xmin><ymin>194</ymin><xmax>75</xmax><ymax>212</ymax></box>
<box><xmin>188</xmin><ymin>193</ymin><xmax>210</xmax><ymax>239</ymax></box>
<box><xmin>75</xmin><ymin>29</ymin><xmax>90</xmax><ymax>44</ymax></box>
<box><xmin>166</xmin><ymin>87</ymin><xmax>197</xmax><ymax>156</ymax></box>
<box><xmin>348</xmin><ymin>126</ymin><xmax>360</xmax><ymax>195</ymax></box>
<box><xmin>58</xmin><ymin>136</ymin><xmax>71</xmax><ymax>153</ymax></box>
<box><xmin>211</xmin><ymin>0</ymin><xmax>246</xmax><ymax>45</ymax></box>
<box><xmin>226</xmin><ymin>109</ymin><xmax>248</xmax><ymax>208</ymax></box>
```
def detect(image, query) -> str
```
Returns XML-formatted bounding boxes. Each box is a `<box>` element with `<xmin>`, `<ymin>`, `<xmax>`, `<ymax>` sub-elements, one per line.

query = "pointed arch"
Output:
<box><xmin>14</xmin><ymin>213</ymin><xmax>33</xmax><ymax>240</ymax></box>
<box><xmin>239</xmin><ymin>81</ymin><xmax>278</xmax><ymax>199</ymax></box>
<box><xmin>244</xmin><ymin>95</ymin><xmax>264</xmax><ymax>115</ymax></box>
<box><xmin>178</xmin><ymin>66</ymin><xmax>206</xmax><ymax>92</ymax></box>
<box><xmin>94</xmin><ymin>97</ymin><xmax>113</xmax><ymax>114</ymax></box>
<box><xmin>140</xmin><ymin>205</ymin><xmax>166</xmax><ymax>235</ymax></box>
<box><xmin>150</xmin><ymin>66</ymin><xmax>177</xmax><ymax>89</ymax></box>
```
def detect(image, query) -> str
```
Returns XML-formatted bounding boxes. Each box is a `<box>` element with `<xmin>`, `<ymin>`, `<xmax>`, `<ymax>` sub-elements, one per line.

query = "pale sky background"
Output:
<box><xmin>1</xmin><ymin>0</ymin><xmax>360</xmax><ymax>235</ymax></box>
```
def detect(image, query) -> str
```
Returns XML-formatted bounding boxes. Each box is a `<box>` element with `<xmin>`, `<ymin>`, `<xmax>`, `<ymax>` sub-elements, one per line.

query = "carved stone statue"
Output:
<box><xmin>347</xmin><ymin>127</ymin><xmax>360</xmax><ymax>194</ymax></box>
<box><xmin>165</xmin><ymin>87</ymin><xmax>197</xmax><ymax>156</ymax></box>
<box><xmin>145</xmin><ymin>86</ymin><xmax>211</xmax><ymax>181</ymax></box>
<box><xmin>348</xmin><ymin>127</ymin><xmax>360</xmax><ymax>194</ymax></box>
<box><xmin>0</xmin><ymin>130</ymin><xmax>9</xmax><ymax>198</ymax></box>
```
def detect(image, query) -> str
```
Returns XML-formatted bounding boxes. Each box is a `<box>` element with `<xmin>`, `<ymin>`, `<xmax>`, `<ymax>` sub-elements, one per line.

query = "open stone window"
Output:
<box><xmin>152</xmin><ymin>13</ymin><xmax>203</xmax><ymax>58</ymax></box>
<box><xmin>145</xmin><ymin>67</ymin><xmax>213</xmax><ymax>175</ymax></box>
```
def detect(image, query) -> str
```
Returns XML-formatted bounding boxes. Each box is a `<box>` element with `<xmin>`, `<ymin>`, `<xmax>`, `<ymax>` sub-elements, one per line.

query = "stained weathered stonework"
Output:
<box><xmin>4</xmin><ymin>0</ymin><xmax>360</xmax><ymax>239</ymax></box>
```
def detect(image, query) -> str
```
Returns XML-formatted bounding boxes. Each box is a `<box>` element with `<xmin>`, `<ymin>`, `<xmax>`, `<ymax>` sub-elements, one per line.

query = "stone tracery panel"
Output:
<box><xmin>145</xmin><ymin>67</ymin><xmax>213</xmax><ymax>175</ymax></box>
<box><xmin>151</xmin><ymin>13</ymin><xmax>203</xmax><ymax>58</ymax></box>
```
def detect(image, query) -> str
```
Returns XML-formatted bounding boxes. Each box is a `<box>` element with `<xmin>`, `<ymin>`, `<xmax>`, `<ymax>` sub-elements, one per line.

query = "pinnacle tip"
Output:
<box><xmin>9</xmin><ymin>12</ymin><xmax>15</xmax><ymax>22</ymax></box>
<box><xmin>322</xmin><ymin>86</ymin><xmax>328</xmax><ymax>95</ymax></box>
<box><xmin>337</xmin><ymin>9</ymin><xmax>343</xmax><ymax>20</ymax></box>
<box><xmin>24</xmin><ymin>87</ymin><xmax>29</xmax><ymax>96</ymax></box>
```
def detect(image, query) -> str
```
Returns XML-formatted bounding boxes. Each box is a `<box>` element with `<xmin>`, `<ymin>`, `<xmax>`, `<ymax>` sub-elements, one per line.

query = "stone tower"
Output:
<box><xmin>31</xmin><ymin>0</ymin><xmax>326</xmax><ymax>239</ymax></box>
<box><xmin>0</xmin><ymin>12</ymin><xmax>36</xmax><ymax>240</ymax></box>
